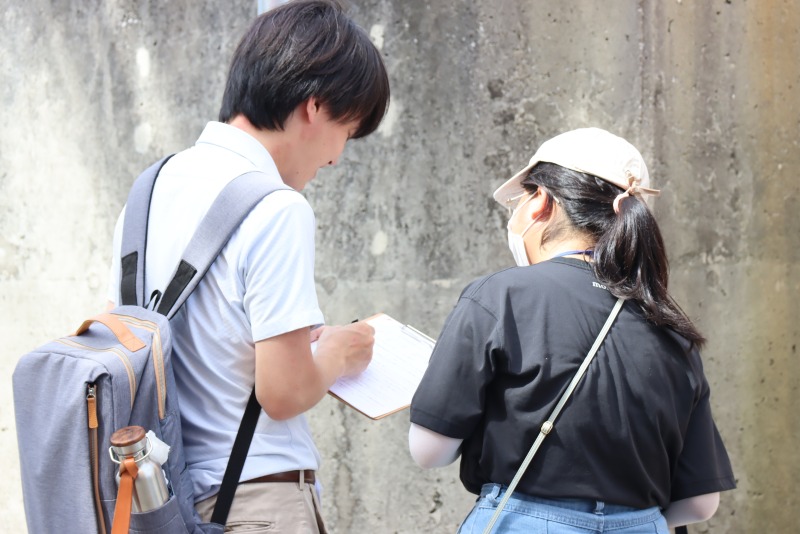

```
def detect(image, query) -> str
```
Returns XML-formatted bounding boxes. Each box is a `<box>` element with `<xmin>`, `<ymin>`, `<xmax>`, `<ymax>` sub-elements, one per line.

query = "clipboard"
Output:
<box><xmin>326</xmin><ymin>313</ymin><xmax>435</xmax><ymax>420</ymax></box>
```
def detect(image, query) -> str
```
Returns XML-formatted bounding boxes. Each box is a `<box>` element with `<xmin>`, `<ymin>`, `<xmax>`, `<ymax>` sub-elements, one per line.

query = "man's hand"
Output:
<box><xmin>255</xmin><ymin>322</ymin><xmax>374</xmax><ymax>421</ymax></box>
<box><xmin>315</xmin><ymin>321</ymin><xmax>374</xmax><ymax>377</ymax></box>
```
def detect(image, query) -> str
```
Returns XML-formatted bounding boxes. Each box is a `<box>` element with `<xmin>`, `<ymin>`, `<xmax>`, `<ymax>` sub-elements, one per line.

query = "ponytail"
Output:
<box><xmin>522</xmin><ymin>163</ymin><xmax>706</xmax><ymax>349</ymax></box>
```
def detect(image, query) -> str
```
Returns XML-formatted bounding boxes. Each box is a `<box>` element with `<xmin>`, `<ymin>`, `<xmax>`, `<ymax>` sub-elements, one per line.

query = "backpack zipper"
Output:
<box><xmin>57</xmin><ymin>339</ymin><xmax>136</xmax><ymax>404</ymax></box>
<box><xmin>115</xmin><ymin>315</ymin><xmax>167</xmax><ymax>420</ymax></box>
<box><xmin>86</xmin><ymin>383</ymin><xmax>107</xmax><ymax>534</ymax></box>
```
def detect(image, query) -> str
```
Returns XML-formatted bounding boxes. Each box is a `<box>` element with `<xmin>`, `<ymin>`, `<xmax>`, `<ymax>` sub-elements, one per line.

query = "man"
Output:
<box><xmin>106</xmin><ymin>1</ymin><xmax>390</xmax><ymax>531</ymax></box>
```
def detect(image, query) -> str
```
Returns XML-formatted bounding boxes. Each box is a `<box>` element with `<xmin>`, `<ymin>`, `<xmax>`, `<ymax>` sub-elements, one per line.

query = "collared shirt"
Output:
<box><xmin>108</xmin><ymin>121</ymin><xmax>325</xmax><ymax>501</ymax></box>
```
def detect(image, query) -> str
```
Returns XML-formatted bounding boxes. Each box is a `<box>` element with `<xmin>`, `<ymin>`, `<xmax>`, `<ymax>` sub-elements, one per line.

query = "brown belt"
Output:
<box><xmin>243</xmin><ymin>470</ymin><xmax>315</xmax><ymax>485</ymax></box>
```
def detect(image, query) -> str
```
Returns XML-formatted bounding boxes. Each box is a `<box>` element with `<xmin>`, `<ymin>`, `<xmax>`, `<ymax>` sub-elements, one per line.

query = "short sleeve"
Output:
<box><xmin>670</xmin><ymin>374</ymin><xmax>736</xmax><ymax>500</ymax></box>
<box><xmin>410</xmin><ymin>292</ymin><xmax>501</xmax><ymax>438</ymax></box>
<box><xmin>239</xmin><ymin>192</ymin><xmax>324</xmax><ymax>342</ymax></box>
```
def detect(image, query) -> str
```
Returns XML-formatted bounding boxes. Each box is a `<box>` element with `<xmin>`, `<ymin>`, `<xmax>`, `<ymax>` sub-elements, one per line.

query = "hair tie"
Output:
<box><xmin>613</xmin><ymin>171</ymin><xmax>661</xmax><ymax>214</ymax></box>
<box><xmin>613</xmin><ymin>186</ymin><xmax>635</xmax><ymax>214</ymax></box>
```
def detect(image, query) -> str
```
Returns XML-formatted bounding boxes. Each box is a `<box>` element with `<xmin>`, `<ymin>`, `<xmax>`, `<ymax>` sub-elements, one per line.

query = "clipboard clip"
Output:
<box><xmin>402</xmin><ymin>324</ymin><xmax>436</xmax><ymax>346</ymax></box>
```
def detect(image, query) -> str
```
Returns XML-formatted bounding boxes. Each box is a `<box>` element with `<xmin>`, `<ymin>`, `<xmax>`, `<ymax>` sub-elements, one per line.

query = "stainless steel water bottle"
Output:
<box><xmin>109</xmin><ymin>426</ymin><xmax>170</xmax><ymax>512</ymax></box>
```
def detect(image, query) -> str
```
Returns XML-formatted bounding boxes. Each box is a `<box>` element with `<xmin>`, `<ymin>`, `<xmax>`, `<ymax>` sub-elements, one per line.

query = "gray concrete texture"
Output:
<box><xmin>1</xmin><ymin>0</ymin><xmax>797</xmax><ymax>532</ymax></box>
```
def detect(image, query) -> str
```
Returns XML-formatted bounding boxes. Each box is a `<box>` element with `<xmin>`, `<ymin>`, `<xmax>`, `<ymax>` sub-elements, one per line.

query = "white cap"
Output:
<box><xmin>493</xmin><ymin>127</ymin><xmax>660</xmax><ymax>208</ymax></box>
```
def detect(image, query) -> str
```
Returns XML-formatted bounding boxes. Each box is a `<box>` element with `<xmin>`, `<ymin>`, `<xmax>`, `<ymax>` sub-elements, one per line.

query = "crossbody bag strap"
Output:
<box><xmin>210</xmin><ymin>388</ymin><xmax>262</xmax><ymax>526</ymax></box>
<box><xmin>483</xmin><ymin>297</ymin><xmax>626</xmax><ymax>534</ymax></box>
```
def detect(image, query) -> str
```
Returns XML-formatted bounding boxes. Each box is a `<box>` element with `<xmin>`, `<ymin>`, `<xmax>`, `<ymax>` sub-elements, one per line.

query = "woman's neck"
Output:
<box><xmin>537</xmin><ymin>238</ymin><xmax>595</xmax><ymax>263</ymax></box>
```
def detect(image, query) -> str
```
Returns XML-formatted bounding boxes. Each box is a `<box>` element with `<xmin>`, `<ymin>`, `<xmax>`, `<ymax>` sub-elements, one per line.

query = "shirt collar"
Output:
<box><xmin>195</xmin><ymin>121</ymin><xmax>280</xmax><ymax>177</ymax></box>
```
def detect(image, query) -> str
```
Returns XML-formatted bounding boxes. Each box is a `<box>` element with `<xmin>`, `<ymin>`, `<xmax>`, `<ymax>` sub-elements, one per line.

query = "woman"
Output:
<box><xmin>409</xmin><ymin>128</ymin><xmax>735</xmax><ymax>533</ymax></box>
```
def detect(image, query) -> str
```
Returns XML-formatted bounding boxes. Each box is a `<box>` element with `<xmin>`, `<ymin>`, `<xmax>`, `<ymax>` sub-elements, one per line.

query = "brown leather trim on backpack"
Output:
<box><xmin>111</xmin><ymin>457</ymin><xmax>138</xmax><ymax>534</ymax></box>
<box><xmin>115</xmin><ymin>315</ymin><xmax>167</xmax><ymax>420</ymax></box>
<box><xmin>74</xmin><ymin>314</ymin><xmax>146</xmax><ymax>352</ymax></box>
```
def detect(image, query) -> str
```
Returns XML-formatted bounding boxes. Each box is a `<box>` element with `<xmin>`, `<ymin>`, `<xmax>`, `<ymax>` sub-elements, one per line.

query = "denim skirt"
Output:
<box><xmin>457</xmin><ymin>484</ymin><xmax>669</xmax><ymax>534</ymax></box>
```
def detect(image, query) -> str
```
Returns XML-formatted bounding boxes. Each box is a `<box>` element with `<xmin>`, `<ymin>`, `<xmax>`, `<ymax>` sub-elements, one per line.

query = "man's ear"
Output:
<box><xmin>303</xmin><ymin>96</ymin><xmax>322</xmax><ymax>124</ymax></box>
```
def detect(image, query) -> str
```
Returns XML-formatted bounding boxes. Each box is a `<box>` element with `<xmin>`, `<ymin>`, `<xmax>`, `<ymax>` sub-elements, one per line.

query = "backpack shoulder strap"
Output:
<box><xmin>119</xmin><ymin>155</ymin><xmax>174</xmax><ymax>307</ymax></box>
<box><xmin>155</xmin><ymin>170</ymin><xmax>289</xmax><ymax>318</ymax></box>
<box><xmin>118</xmin><ymin>159</ymin><xmax>290</xmax><ymax>317</ymax></box>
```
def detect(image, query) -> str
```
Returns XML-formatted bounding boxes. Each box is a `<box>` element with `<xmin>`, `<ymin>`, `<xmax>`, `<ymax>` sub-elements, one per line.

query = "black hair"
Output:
<box><xmin>219</xmin><ymin>0</ymin><xmax>390</xmax><ymax>139</ymax></box>
<box><xmin>522</xmin><ymin>162</ymin><xmax>706</xmax><ymax>348</ymax></box>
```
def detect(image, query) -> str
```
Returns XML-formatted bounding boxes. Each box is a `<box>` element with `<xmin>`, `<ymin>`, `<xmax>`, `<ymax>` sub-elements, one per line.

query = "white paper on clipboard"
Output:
<box><xmin>317</xmin><ymin>313</ymin><xmax>435</xmax><ymax>419</ymax></box>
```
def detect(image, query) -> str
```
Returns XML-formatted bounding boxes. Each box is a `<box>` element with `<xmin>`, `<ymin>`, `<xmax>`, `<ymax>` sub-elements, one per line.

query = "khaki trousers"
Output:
<box><xmin>196</xmin><ymin>481</ymin><xmax>327</xmax><ymax>533</ymax></box>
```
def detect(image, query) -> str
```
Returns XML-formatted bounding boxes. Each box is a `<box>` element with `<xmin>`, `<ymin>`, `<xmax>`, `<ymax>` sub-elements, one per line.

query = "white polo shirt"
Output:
<box><xmin>108</xmin><ymin>122</ymin><xmax>325</xmax><ymax>501</ymax></box>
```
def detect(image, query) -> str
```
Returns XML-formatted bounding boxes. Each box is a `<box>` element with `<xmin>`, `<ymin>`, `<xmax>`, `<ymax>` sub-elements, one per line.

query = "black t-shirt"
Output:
<box><xmin>410</xmin><ymin>258</ymin><xmax>735</xmax><ymax>510</ymax></box>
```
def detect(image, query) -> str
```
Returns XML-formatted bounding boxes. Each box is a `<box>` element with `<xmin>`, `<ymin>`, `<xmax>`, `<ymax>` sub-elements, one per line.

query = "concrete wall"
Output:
<box><xmin>1</xmin><ymin>1</ymin><xmax>797</xmax><ymax>532</ymax></box>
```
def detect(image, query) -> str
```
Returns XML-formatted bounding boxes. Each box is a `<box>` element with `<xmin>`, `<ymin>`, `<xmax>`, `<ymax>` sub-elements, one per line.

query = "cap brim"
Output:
<box><xmin>492</xmin><ymin>160</ymin><xmax>538</xmax><ymax>206</ymax></box>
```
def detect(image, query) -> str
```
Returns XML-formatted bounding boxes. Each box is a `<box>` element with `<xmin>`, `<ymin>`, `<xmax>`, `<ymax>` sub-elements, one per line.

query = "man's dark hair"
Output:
<box><xmin>219</xmin><ymin>0</ymin><xmax>390</xmax><ymax>139</ymax></box>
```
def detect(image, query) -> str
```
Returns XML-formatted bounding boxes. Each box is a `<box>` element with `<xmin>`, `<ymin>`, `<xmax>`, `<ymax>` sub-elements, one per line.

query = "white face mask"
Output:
<box><xmin>506</xmin><ymin>194</ymin><xmax>537</xmax><ymax>266</ymax></box>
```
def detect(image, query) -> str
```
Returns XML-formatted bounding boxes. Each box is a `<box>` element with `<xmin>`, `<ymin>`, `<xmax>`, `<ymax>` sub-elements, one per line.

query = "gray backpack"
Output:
<box><xmin>13</xmin><ymin>156</ymin><xmax>288</xmax><ymax>534</ymax></box>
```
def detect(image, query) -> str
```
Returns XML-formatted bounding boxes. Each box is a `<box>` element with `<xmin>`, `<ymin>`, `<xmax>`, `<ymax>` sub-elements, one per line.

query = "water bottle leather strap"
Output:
<box><xmin>111</xmin><ymin>458</ymin><xmax>139</xmax><ymax>534</ymax></box>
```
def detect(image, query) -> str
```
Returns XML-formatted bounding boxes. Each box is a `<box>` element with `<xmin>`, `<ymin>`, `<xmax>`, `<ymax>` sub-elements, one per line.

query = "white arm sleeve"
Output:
<box><xmin>408</xmin><ymin>423</ymin><xmax>463</xmax><ymax>468</ymax></box>
<box><xmin>663</xmin><ymin>492</ymin><xmax>720</xmax><ymax>527</ymax></box>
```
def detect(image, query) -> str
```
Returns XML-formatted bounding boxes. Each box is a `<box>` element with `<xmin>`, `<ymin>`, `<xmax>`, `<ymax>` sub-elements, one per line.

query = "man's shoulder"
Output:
<box><xmin>247</xmin><ymin>188</ymin><xmax>313</xmax><ymax>223</ymax></box>
<box><xmin>231</xmin><ymin>189</ymin><xmax>316</xmax><ymax>259</ymax></box>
